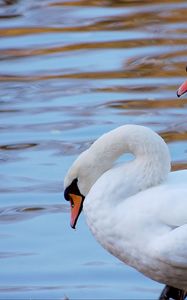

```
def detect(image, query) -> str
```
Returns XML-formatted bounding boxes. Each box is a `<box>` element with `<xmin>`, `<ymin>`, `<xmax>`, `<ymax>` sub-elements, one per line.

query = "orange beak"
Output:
<box><xmin>69</xmin><ymin>193</ymin><xmax>83</xmax><ymax>229</ymax></box>
<box><xmin>177</xmin><ymin>79</ymin><xmax>187</xmax><ymax>97</ymax></box>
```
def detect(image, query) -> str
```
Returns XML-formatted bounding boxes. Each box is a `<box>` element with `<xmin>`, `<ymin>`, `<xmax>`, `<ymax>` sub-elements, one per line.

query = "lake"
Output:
<box><xmin>0</xmin><ymin>0</ymin><xmax>187</xmax><ymax>299</ymax></box>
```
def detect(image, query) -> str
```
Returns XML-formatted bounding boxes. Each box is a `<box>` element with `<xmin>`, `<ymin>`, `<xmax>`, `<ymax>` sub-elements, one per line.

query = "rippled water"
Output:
<box><xmin>1</xmin><ymin>0</ymin><xmax>187</xmax><ymax>299</ymax></box>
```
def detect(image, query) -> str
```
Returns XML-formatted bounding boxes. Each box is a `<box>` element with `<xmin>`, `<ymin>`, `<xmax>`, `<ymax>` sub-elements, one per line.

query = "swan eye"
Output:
<box><xmin>70</xmin><ymin>196</ymin><xmax>74</xmax><ymax>208</ymax></box>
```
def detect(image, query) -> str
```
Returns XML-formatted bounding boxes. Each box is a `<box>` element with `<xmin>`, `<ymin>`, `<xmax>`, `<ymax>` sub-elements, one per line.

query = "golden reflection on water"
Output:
<box><xmin>0</xmin><ymin>0</ymin><xmax>187</xmax><ymax>174</ymax></box>
<box><xmin>50</xmin><ymin>0</ymin><xmax>187</xmax><ymax>7</ymax></box>
<box><xmin>172</xmin><ymin>162</ymin><xmax>187</xmax><ymax>171</ymax></box>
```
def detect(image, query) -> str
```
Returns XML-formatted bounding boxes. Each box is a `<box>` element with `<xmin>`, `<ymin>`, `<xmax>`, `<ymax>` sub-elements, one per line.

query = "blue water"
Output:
<box><xmin>1</xmin><ymin>0</ymin><xmax>187</xmax><ymax>299</ymax></box>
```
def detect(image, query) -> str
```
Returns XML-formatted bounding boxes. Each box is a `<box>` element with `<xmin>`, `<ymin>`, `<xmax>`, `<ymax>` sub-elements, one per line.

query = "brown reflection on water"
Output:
<box><xmin>161</xmin><ymin>130</ymin><xmax>187</xmax><ymax>142</ymax></box>
<box><xmin>1</xmin><ymin>39</ymin><xmax>187</xmax><ymax>61</ymax></box>
<box><xmin>0</xmin><ymin>204</ymin><xmax>68</xmax><ymax>224</ymax></box>
<box><xmin>3</xmin><ymin>0</ymin><xmax>19</xmax><ymax>5</ymax></box>
<box><xmin>0</xmin><ymin>68</ymin><xmax>184</xmax><ymax>82</ymax></box>
<box><xmin>0</xmin><ymin>0</ymin><xmax>187</xmax><ymax>84</ymax></box>
<box><xmin>107</xmin><ymin>98</ymin><xmax>187</xmax><ymax>110</ymax></box>
<box><xmin>172</xmin><ymin>162</ymin><xmax>187</xmax><ymax>171</ymax></box>
<box><xmin>50</xmin><ymin>0</ymin><xmax>186</xmax><ymax>7</ymax></box>
<box><xmin>0</xmin><ymin>143</ymin><xmax>37</xmax><ymax>151</ymax></box>
<box><xmin>0</xmin><ymin>1</ymin><xmax>187</xmax><ymax>35</ymax></box>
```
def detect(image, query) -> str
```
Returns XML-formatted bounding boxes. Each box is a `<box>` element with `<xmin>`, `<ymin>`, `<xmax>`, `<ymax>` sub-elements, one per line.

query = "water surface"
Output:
<box><xmin>1</xmin><ymin>0</ymin><xmax>187</xmax><ymax>299</ymax></box>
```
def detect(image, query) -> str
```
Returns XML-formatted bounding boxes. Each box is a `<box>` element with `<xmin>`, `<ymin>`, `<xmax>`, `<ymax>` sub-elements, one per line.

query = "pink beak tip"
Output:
<box><xmin>176</xmin><ymin>90</ymin><xmax>181</xmax><ymax>98</ymax></box>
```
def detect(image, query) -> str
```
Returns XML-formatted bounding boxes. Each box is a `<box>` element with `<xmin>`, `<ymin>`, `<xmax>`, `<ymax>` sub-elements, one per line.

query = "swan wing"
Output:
<box><xmin>148</xmin><ymin>224</ymin><xmax>187</xmax><ymax>290</ymax></box>
<box><xmin>119</xmin><ymin>170</ymin><xmax>187</xmax><ymax>270</ymax></box>
<box><xmin>149</xmin><ymin>171</ymin><xmax>187</xmax><ymax>271</ymax></box>
<box><xmin>149</xmin><ymin>224</ymin><xmax>187</xmax><ymax>286</ymax></box>
<box><xmin>159</xmin><ymin>170</ymin><xmax>187</xmax><ymax>227</ymax></box>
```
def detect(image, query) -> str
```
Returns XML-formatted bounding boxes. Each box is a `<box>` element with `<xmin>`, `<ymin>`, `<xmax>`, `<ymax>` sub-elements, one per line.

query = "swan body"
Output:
<box><xmin>64</xmin><ymin>124</ymin><xmax>187</xmax><ymax>291</ymax></box>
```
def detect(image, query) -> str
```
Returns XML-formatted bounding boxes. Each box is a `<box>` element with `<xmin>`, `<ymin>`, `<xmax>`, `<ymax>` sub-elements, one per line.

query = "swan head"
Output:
<box><xmin>63</xmin><ymin>151</ymin><xmax>87</xmax><ymax>229</ymax></box>
<box><xmin>64</xmin><ymin>148</ymin><xmax>110</xmax><ymax>229</ymax></box>
<box><xmin>64</xmin><ymin>177</ymin><xmax>85</xmax><ymax>229</ymax></box>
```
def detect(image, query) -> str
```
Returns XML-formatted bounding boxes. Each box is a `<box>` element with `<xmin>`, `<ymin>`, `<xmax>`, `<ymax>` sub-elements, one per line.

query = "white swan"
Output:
<box><xmin>64</xmin><ymin>124</ymin><xmax>187</xmax><ymax>298</ymax></box>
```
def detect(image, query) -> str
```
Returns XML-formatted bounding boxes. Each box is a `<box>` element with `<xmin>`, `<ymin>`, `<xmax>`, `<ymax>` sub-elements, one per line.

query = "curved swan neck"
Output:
<box><xmin>64</xmin><ymin>125</ymin><xmax>171</xmax><ymax>197</ymax></box>
<box><xmin>87</xmin><ymin>125</ymin><xmax>170</xmax><ymax>191</ymax></box>
<box><xmin>91</xmin><ymin>125</ymin><xmax>169</xmax><ymax>162</ymax></box>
